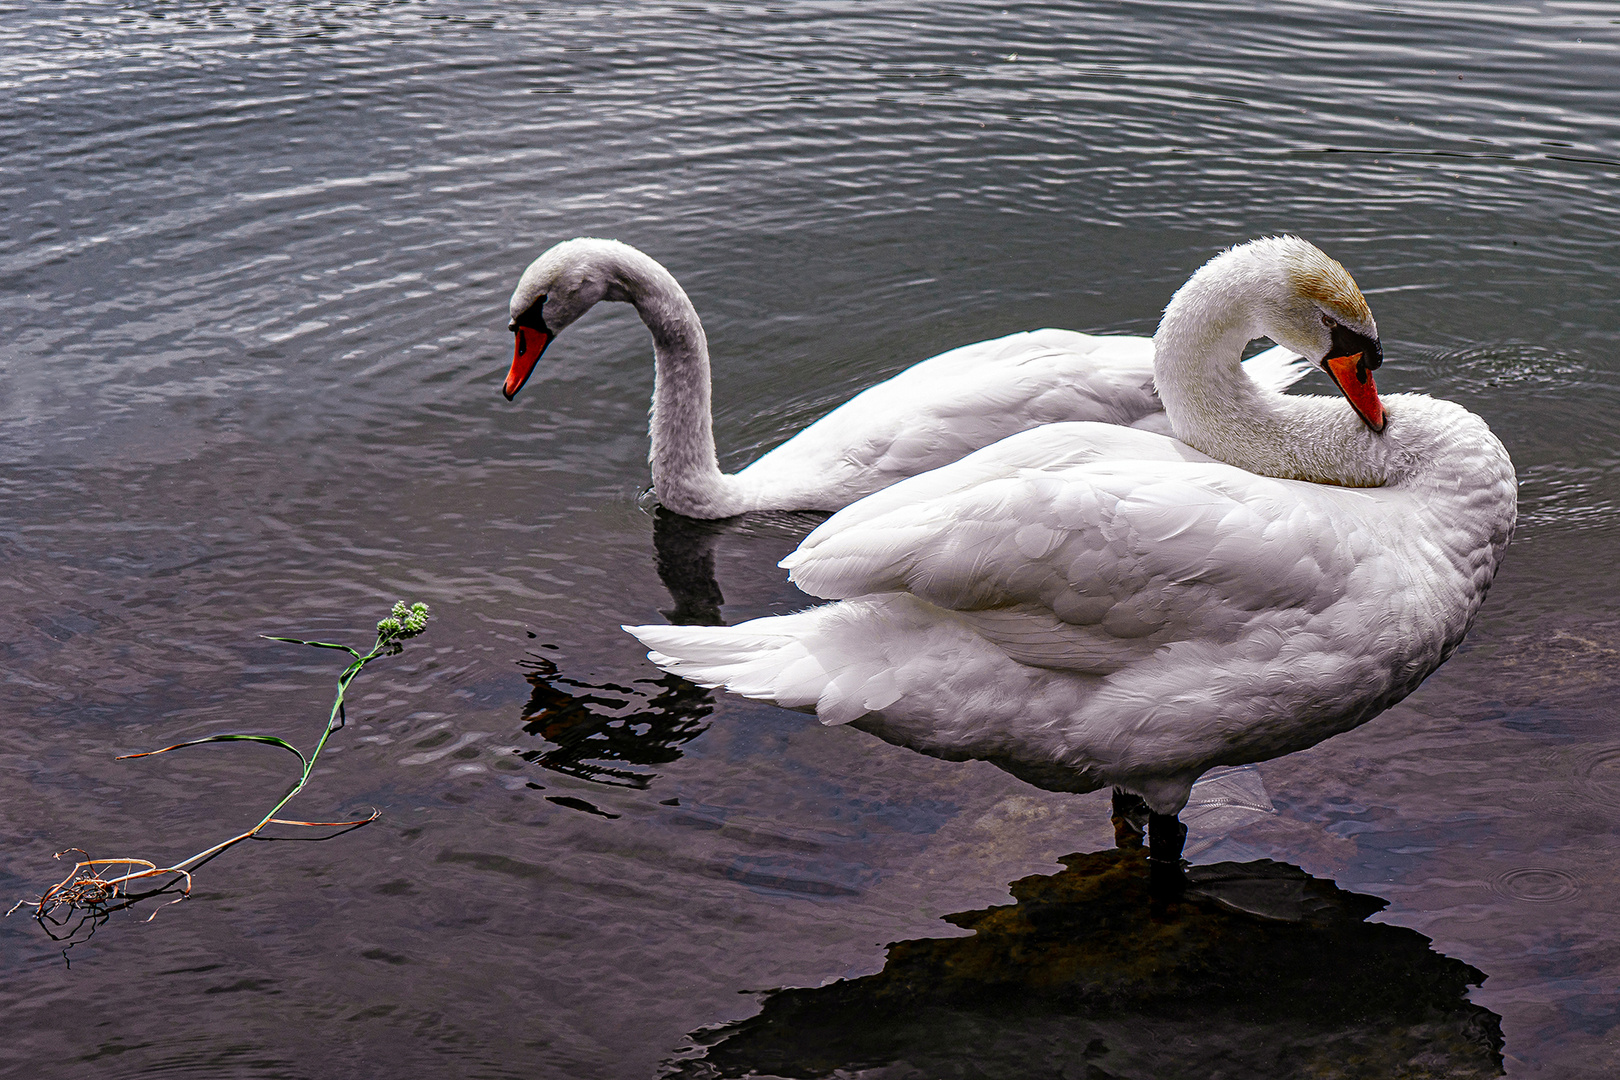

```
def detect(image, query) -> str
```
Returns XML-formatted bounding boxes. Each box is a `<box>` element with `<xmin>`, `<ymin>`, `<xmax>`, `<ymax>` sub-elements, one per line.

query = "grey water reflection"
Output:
<box><xmin>511</xmin><ymin>510</ymin><xmax>728</xmax><ymax>792</ymax></box>
<box><xmin>675</xmin><ymin>850</ymin><xmax>1504</xmax><ymax>1080</ymax></box>
<box><xmin>516</xmin><ymin>654</ymin><xmax>713</xmax><ymax>792</ymax></box>
<box><xmin>651</xmin><ymin>509</ymin><xmax>733</xmax><ymax>629</ymax></box>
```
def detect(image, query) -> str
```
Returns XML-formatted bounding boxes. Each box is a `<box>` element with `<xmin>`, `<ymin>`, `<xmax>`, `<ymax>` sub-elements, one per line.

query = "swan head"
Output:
<box><xmin>503</xmin><ymin>238</ymin><xmax>640</xmax><ymax>400</ymax></box>
<box><xmin>1242</xmin><ymin>236</ymin><xmax>1386</xmax><ymax>432</ymax></box>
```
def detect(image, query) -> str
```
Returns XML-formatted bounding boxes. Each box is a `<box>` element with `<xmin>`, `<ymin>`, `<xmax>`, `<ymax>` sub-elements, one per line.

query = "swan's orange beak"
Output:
<box><xmin>1324</xmin><ymin>352</ymin><xmax>1385</xmax><ymax>432</ymax></box>
<box><xmin>504</xmin><ymin>326</ymin><xmax>550</xmax><ymax>401</ymax></box>
<box><xmin>1321</xmin><ymin>324</ymin><xmax>1385</xmax><ymax>432</ymax></box>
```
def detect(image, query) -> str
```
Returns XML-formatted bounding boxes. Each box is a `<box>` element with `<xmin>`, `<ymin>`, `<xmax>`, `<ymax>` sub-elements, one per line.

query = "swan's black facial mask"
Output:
<box><xmin>504</xmin><ymin>298</ymin><xmax>553</xmax><ymax>401</ymax></box>
<box><xmin>1320</xmin><ymin>321</ymin><xmax>1386</xmax><ymax>433</ymax></box>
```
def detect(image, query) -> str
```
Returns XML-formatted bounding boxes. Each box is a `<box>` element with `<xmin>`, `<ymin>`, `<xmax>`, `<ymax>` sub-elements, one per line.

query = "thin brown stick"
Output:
<box><xmin>267</xmin><ymin>811</ymin><xmax>383</xmax><ymax>828</ymax></box>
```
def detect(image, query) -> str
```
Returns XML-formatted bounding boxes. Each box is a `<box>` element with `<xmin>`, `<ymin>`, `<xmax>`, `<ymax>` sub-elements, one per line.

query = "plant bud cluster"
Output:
<box><xmin>376</xmin><ymin>601</ymin><xmax>430</xmax><ymax>641</ymax></box>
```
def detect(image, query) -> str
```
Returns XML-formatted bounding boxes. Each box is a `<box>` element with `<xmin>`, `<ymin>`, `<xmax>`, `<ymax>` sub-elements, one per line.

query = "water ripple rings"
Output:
<box><xmin>1571</xmin><ymin>743</ymin><xmax>1620</xmax><ymax>811</ymax></box>
<box><xmin>1488</xmin><ymin>867</ymin><xmax>1582</xmax><ymax>904</ymax></box>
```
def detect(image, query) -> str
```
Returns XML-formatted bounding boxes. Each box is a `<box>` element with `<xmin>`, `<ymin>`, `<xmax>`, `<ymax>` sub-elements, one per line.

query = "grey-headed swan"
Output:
<box><xmin>503</xmin><ymin>238</ymin><xmax>1308</xmax><ymax>519</ymax></box>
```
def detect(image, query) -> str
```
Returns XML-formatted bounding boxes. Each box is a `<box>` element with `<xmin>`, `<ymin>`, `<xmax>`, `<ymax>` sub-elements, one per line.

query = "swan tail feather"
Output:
<box><xmin>624</xmin><ymin>607</ymin><xmax>902</xmax><ymax>726</ymax></box>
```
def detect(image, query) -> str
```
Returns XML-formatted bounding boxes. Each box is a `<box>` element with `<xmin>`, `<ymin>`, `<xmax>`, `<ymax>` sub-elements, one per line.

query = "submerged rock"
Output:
<box><xmin>672</xmin><ymin>848</ymin><xmax>1503</xmax><ymax>1079</ymax></box>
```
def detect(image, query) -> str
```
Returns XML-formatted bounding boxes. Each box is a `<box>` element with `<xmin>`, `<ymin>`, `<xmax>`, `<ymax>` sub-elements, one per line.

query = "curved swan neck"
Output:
<box><xmin>601</xmin><ymin>247</ymin><xmax>747</xmax><ymax>517</ymax></box>
<box><xmin>1153</xmin><ymin>253</ymin><xmax>1389</xmax><ymax>488</ymax></box>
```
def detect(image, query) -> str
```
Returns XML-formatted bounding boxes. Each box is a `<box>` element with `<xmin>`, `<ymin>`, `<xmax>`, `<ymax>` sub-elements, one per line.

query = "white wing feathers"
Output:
<box><xmin>634</xmin><ymin>336</ymin><xmax>1328</xmax><ymax>711</ymax></box>
<box><xmin>744</xmin><ymin>329</ymin><xmax>1307</xmax><ymax>496</ymax></box>
<box><xmin>1240</xmin><ymin>344</ymin><xmax>1314</xmax><ymax>395</ymax></box>
<box><xmin>788</xmin><ymin>422</ymin><xmax>1212</xmax><ymax>545</ymax></box>
<box><xmin>630</xmin><ymin>609</ymin><xmax>908</xmax><ymax>725</ymax></box>
<box><xmin>783</xmin><ymin>446</ymin><xmax>1359</xmax><ymax>677</ymax></box>
<box><xmin>757</xmin><ymin>330</ymin><xmax>1159</xmax><ymax>477</ymax></box>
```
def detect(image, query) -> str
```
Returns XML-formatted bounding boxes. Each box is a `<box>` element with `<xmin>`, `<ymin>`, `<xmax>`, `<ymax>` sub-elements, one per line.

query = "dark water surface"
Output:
<box><xmin>2</xmin><ymin>1</ymin><xmax>1618</xmax><ymax>1076</ymax></box>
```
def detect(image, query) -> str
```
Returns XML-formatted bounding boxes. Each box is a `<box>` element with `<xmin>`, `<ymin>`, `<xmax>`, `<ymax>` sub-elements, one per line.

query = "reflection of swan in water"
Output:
<box><xmin>628</xmin><ymin>237</ymin><xmax>1518</xmax><ymax>889</ymax></box>
<box><xmin>503</xmin><ymin>237</ymin><xmax>1310</xmax><ymax>518</ymax></box>
<box><xmin>512</xmin><ymin>509</ymin><xmax>729</xmax><ymax>791</ymax></box>
<box><xmin>515</xmin><ymin>654</ymin><xmax>714</xmax><ymax>790</ymax></box>
<box><xmin>670</xmin><ymin>848</ymin><xmax>1504</xmax><ymax>1079</ymax></box>
<box><xmin>651</xmin><ymin>507</ymin><xmax>729</xmax><ymax>627</ymax></box>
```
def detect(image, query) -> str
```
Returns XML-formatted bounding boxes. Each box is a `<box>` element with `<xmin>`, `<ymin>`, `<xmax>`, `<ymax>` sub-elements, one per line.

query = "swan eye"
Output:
<box><xmin>512</xmin><ymin>295</ymin><xmax>552</xmax><ymax>335</ymax></box>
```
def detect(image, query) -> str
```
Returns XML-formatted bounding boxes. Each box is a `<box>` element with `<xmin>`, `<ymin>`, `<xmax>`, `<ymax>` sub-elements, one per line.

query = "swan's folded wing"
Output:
<box><xmin>791</xmin><ymin>421</ymin><xmax>1212</xmax><ymax>547</ymax></box>
<box><xmin>755</xmin><ymin>330</ymin><xmax>1160</xmax><ymax>482</ymax></box>
<box><xmin>785</xmin><ymin>459</ymin><xmax>1367</xmax><ymax>675</ymax></box>
<box><xmin>744</xmin><ymin>330</ymin><xmax>1303</xmax><ymax>501</ymax></box>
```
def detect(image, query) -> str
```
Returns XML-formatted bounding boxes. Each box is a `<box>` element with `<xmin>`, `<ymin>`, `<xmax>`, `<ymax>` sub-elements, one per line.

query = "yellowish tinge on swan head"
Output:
<box><xmin>1283</xmin><ymin>240</ymin><xmax>1373</xmax><ymax>327</ymax></box>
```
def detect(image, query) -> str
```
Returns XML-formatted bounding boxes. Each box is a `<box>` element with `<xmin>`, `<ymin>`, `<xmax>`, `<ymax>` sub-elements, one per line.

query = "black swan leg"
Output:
<box><xmin>1111</xmin><ymin>788</ymin><xmax>1151</xmax><ymax>849</ymax></box>
<box><xmin>1148</xmin><ymin>811</ymin><xmax>1188</xmax><ymax>897</ymax></box>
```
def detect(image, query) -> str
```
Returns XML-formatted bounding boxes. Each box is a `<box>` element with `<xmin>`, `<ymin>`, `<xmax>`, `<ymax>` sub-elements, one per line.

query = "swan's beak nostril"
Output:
<box><xmin>504</xmin><ymin>328</ymin><xmax>551</xmax><ymax>401</ymax></box>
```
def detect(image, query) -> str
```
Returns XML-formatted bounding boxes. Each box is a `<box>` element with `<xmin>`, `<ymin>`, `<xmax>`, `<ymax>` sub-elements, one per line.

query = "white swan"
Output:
<box><xmin>504</xmin><ymin>238</ymin><xmax>1310</xmax><ymax>519</ymax></box>
<box><xmin>626</xmin><ymin>237</ymin><xmax>1518</xmax><ymax>879</ymax></box>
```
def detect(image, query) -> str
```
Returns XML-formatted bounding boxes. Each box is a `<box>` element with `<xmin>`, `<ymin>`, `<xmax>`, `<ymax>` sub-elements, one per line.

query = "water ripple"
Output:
<box><xmin>1488</xmin><ymin>866</ymin><xmax>1583</xmax><ymax>904</ymax></box>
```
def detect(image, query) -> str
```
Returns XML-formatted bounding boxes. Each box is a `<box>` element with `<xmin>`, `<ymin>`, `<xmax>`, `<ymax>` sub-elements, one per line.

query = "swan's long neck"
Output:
<box><xmin>610</xmin><ymin>251</ymin><xmax>748</xmax><ymax>518</ymax></box>
<box><xmin>1153</xmin><ymin>259</ymin><xmax>1389</xmax><ymax>488</ymax></box>
<box><xmin>1154</xmin><ymin>250</ymin><xmax>1516</xmax><ymax>591</ymax></box>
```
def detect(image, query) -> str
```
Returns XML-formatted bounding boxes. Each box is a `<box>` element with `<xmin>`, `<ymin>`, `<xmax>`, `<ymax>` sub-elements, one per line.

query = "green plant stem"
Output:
<box><xmin>34</xmin><ymin>615</ymin><xmax>424</xmax><ymax>911</ymax></box>
<box><xmin>162</xmin><ymin>635</ymin><xmax>388</xmax><ymax>876</ymax></box>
